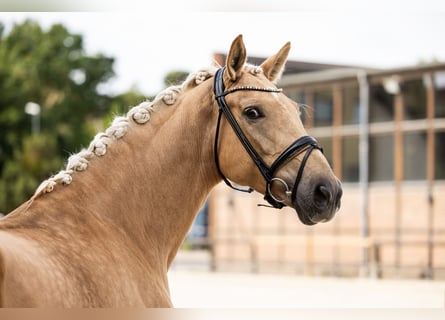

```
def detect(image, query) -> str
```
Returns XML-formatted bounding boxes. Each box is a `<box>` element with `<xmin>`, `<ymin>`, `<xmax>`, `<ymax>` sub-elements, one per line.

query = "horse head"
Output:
<box><xmin>214</xmin><ymin>35</ymin><xmax>342</xmax><ymax>225</ymax></box>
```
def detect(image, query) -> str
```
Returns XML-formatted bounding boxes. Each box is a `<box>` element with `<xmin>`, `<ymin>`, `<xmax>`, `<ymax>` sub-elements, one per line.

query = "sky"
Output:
<box><xmin>1</xmin><ymin>0</ymin><xmax>445</xmax><ymax>96</ymax></box>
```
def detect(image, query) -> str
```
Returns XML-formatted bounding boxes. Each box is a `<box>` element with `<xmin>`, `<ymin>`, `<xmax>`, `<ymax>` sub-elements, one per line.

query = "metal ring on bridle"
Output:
<box><xmin>267</xmin><ymin>178</ymin><xmax>292</xmax><ymax>204</ymax></box>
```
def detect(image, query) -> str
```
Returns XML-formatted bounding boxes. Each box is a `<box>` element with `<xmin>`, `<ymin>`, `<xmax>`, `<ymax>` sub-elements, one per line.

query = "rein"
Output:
<box><xmin>213</xmin><ymin>67</ymin><xmax>323</xmax><ymax>209</ymax></box>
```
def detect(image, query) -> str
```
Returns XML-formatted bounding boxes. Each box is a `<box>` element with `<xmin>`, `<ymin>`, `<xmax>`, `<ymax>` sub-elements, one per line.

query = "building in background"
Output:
<box><xmin>206</xmin><ymin>53</ymin><xmax>445</xmax><ymax>279</ymax></box>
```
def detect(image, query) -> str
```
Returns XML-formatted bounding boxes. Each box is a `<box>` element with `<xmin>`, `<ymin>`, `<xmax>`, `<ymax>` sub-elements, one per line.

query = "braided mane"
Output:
<box><xmin>32</xmin><ymin>68</ymin><xmax>217</xmax><ymax>199</ymax></box>
<box><xmin>32</xmin><ymin>64</ymin><xmax>264</xmax><ymax>199</ymax></box>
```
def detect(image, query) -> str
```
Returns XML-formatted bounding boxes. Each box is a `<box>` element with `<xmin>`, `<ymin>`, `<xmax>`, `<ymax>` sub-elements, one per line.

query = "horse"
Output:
<box><xmin>0</xmin><ymin>35</ymin><xmax>342</xmax><ymax>307</ymax></box>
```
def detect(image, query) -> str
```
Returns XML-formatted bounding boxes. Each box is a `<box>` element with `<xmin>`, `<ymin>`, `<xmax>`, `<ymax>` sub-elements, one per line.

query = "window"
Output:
<box><xmin>370</xmin><ymin>84</ymin><xmax>394</xmax><ymax>123</ymax></box>
<box><xmin>369</xmin><ymin>135</ymin><xmax>394</xmax><ymax>182</ymax></box>
<box><xmin>435</xmin><ymin>71</ymin><xmax>445</xmax><ymax>118</ymax></box>
<box><xmin>435</xmin><ymin>131</ymin><xmax>445</xmax><ymax>180</ymax></box>
<box><xmin>314</xmin><ymin>89</ymin><xmax>333</xmax><ymax>127</ymax></box>
<box><xmin>342</xmin><ymin>135</ymin><xmax>359</xmax><ymax>182</ymax></box>
<box><xmin>342</xmin><ymin>86</ymin><xmax>360</xmax><ymax>125</ymax></box>
<box><xmin>401</xmin><ymin>79</ymin><xmax>426</xmax><ymax>120</ymax></box>
<box><xmin>403</xmin><ymin>132</ymin><xmax>427</xmax><ymax>180</ymax></box>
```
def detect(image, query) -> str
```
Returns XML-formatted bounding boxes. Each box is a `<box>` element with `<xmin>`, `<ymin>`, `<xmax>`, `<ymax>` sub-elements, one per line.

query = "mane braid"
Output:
<box><xmin>31</xmin><ymin>67</ymin><xmax>217</xmax><ymax>200</ymax></box>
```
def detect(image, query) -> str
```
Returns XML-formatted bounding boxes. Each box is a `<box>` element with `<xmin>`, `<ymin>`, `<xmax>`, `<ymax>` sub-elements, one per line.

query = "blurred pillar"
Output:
<box><xmin>357</xmin><ymin>71</ymin><xmax>370</xmax><ymax>277</ymax></box>
<box><xmin>425</xmin><ymin>72</ymin><xmax>435</xmax><ymax>279</ymax></box>
<box><xmin>393</xmin><ymin>91</ymin><xmax>404</xmax><ymax>274</ymax></box>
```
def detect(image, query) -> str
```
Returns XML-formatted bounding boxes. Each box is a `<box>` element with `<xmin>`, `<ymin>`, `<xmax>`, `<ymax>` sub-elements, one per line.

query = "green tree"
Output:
<box><xmin>163</xmin><ymin>70</ymin><xmax>189</xmax><ymax>87</ymax></box>
<box><xmin>0</xmin><ymin>134</ymin><xmax>61</xmax><ymax>210</ymax></box>
<box><xmin>0</xmin><ymin>20</ymin><xmax>115</xmax><ymax>213</ymax></box>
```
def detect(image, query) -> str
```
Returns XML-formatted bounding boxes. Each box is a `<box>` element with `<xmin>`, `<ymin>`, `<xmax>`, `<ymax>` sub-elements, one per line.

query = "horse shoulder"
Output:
<box><xmin>0</xmin><ymin>230</ymin><xmax>52</xmax><ymax>306</ymax></box>
<box><xmin>0</xmin><ymin>212</ymin><xmax>171</xmax><ymax>307</ymax></box>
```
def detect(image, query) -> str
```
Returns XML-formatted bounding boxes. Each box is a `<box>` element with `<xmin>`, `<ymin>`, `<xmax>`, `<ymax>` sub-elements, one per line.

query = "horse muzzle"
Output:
<box><xmin>293</xmin><ymin>178</ymin><xmax>343</xmax><ymax>225</ymax></box>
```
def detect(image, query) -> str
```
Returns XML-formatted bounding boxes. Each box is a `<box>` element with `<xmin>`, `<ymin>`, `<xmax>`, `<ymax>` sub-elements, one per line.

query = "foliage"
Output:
<box><xmin>0</xmin><ymin>19</ymin><xmax>115</xmax><ymax>213</ymax></box>
<box><xmin>0</xmin><ymin>134</ymin><xmax>62</xmax><ymax>209</ymax></box>
<box><xmin>163</xmin><ymin>70</ymin><xmax>189</xmax><ymax>87</ymax></box>
<box><xmin>0</xmin><ymin>19</ymin><xmax>189</xmax><ymax>214</ymax></box>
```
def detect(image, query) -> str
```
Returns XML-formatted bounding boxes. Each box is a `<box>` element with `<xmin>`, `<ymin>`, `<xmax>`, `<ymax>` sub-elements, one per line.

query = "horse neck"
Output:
<box><xmin>37</xmin><ymin>83</ymin><xmax>219</xmax><ymax>268</ymax></box>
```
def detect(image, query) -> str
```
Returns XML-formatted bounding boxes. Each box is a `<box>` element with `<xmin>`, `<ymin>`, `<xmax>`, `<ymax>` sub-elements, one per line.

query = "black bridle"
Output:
<box><xmin>213</xmin><ymin>67</ymin><xmax>323</xmax><ymax>209</ymax></box>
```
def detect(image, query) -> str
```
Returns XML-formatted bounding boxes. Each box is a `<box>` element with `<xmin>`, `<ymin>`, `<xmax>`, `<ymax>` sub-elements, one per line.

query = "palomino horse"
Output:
<box><xmin>0</xmin><ymin>35</ymin><xmax>342</xmax><ymax>307</ymax></box>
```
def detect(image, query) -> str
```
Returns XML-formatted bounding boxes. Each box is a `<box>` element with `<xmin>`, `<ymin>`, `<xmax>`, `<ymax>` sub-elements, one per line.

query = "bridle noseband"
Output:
<box><xmin>213</xmin><ymin>67</ymin><xmax>323</xmax><ymax>209</ymax></box>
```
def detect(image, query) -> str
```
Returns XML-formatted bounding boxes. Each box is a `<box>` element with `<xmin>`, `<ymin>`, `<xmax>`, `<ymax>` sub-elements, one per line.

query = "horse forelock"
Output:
<box><xmin>246</xmin><ymin>64</ymin><xmax>263</xmax><ymax>75</ymax></box>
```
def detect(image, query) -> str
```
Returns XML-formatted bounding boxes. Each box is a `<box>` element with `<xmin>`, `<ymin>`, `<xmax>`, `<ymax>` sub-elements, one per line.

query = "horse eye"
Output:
<box><xmin>243</xmin><ymin>107</ymin><xmax>263</xmax><ymax>120</ymax></box>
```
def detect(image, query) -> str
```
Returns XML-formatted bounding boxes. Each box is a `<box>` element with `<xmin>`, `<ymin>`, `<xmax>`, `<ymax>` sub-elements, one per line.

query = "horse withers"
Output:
<box><xmin>0</xmin><ymin>35</ymin><xmax>341</xmax><ymax>307</ymax></box>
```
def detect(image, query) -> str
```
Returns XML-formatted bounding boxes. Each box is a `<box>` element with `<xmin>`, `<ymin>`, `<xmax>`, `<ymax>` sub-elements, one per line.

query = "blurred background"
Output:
<box><xmin>1</xmin><ymin>1</ymin><xmax>445</xmax><ymax>308</ymax></box>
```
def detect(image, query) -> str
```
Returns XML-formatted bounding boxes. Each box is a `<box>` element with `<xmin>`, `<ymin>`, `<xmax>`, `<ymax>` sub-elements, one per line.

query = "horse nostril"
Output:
<box><xmin>313</xmin><ymin>184</ymin><xmax>332</xmax><ymax>209</ymax></box>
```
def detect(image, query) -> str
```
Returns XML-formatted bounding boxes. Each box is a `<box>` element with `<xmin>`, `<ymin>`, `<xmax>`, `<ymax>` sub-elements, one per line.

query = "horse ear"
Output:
<box><xmin>226</xmin><ymin>35</ymin><xmax>247</xmax><ymax>81</ymax></box>
<box><xmin>260</xmin><ymin>42</ymin><xmax>291</xmax><ymax>84</ymax></box>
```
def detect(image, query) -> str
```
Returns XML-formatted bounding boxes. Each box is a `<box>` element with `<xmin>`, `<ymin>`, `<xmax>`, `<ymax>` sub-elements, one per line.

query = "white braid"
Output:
<box><xmin>128</xmin><ymin>101</ymin><xmax>152</xmax><ymax>124</ymax></box>
<box><xmin>161</xmin><ymin>86</ymin><xmax>181</xmax><ymax>105</ymax></box>
<box><xmin>33</xmin><ymin>170</ymin><xmax>74</xmax><ymax>196</ymax></box>
<box><xmin>31</xmin><ymin>67</ymin><xmax>218</xmax><ymax>199</ymax></box>
<box><xmin>106</xmin><ymin>116</ymin><xmax>129</xmax><ymax>139</ymax></box>
<box><xmin>67</xmin><ymin>151</ymin><xmax>92</xmax><ymax>172</ymax></box>
<box><xmin>194</xmin><ymin>70</ymin><xmax>213</xmax><ymax>84</ymax></box>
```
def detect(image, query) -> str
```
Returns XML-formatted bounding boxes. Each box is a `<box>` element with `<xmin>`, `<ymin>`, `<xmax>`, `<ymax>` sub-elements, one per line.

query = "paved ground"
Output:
<box><xmin>168</xmin><ymin>270</ymin><xmax>445</xmax><ymax>308</ymax></box>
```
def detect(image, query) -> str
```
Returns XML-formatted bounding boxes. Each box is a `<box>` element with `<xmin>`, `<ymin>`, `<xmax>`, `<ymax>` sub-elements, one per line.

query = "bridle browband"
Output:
<box><xmin>213</xmin><ymin>67</ymin><xmax>323</xmax><ymax>209</ymax></box>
